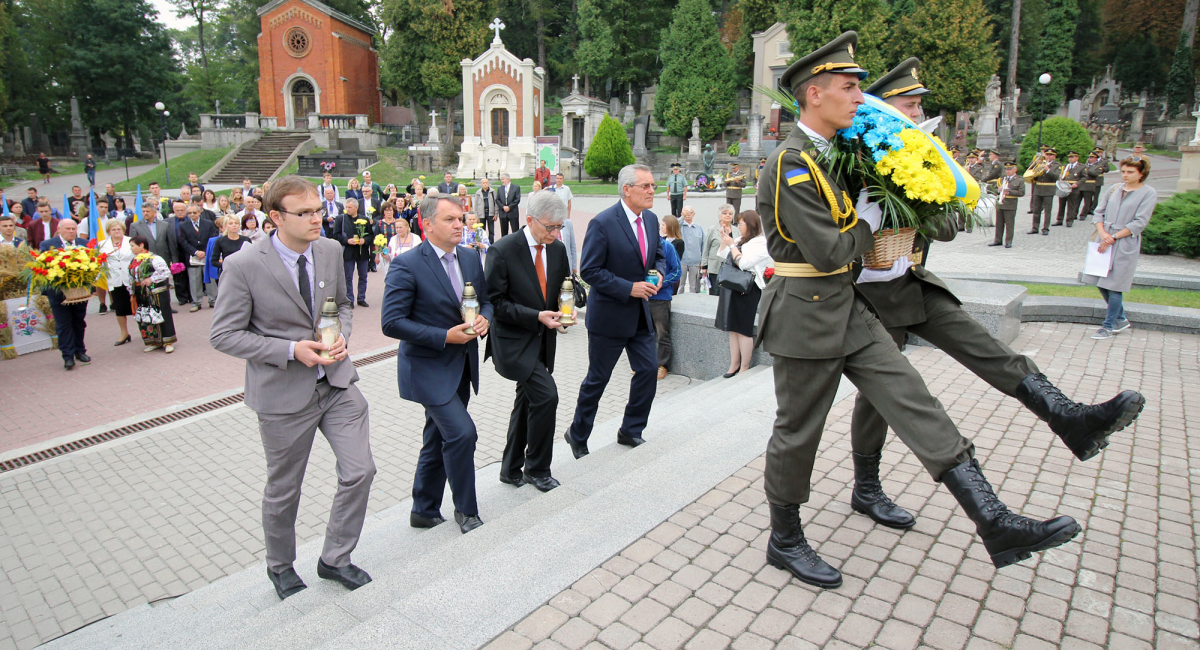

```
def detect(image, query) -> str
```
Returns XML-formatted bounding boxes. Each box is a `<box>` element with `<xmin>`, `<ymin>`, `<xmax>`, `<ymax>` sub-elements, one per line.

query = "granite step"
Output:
<box><xmin>44</xmin><ymin>367</ymin><xmax>839</xmax><ymax>650</ymax></box>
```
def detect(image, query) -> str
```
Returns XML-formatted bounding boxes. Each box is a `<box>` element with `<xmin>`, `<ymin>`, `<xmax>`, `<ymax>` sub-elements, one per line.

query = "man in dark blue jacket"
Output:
<box><xmin>382</xmin><ymin>195</ymin><xmax>493</xmax><ymax>534</ymax></box>
<box><xmin>39</xmin><ymin>218</ymin><xmax>91</xmax><ymax>370</ymax></box>
<box><xmin>565</xmin><ymin>164</ymin><xmax>667</xmax><ymax>458</ymax></box>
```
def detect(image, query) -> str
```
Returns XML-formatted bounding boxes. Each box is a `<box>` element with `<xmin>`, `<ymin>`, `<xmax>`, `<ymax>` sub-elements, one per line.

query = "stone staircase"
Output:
<box><xmin>208</xmin><ymin>133</ymin><xmax>312</xmax><ymax>185</ymax></box>
<box><xmin>43</xmin><ymin>368</ymin><xmax>854</xmax><ymax>650</ymax></box>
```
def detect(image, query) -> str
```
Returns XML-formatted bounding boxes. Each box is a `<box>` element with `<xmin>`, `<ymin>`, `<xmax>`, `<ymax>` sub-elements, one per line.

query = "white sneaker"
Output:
<box><xmin>1111</xmin><ymin>319</ymin><xmax>1131</xmax><ymax>333</ymax></box>
<box><xmin>1091</xmin><ymin>328</ymin><xmax>1114</xmax><ymax>340</ymax></box>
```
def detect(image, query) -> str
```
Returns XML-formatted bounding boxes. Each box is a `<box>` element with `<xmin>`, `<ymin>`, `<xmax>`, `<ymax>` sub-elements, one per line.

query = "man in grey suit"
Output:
<box><xmin>130</xmin><ymin>200</ymin><xmax>175</xmax><ymax>264</ymax></box>
<box><xmin>210</xmin><ymin>176</ymin><xmax>376</xmax><ymax>600</ymax></box>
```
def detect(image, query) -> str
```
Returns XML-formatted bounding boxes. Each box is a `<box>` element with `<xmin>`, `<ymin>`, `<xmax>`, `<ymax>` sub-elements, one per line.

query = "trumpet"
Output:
<box><xmin>1023</xmin><ymin>152</ymin><xmax>1048</xmax><ymax>181</ymax></box>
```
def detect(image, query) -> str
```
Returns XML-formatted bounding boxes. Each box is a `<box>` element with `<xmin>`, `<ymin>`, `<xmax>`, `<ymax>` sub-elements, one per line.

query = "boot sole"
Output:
<box><xmin>851</xmin><ymin>501</ymin><xmax>917</xmax><ymax>530</ymax></box>
<box><xmin>765</xmin><ymin>549</ymin><xmax>843</xmax><ymax>589</ymax></box>
<box><xmin>988</xmin><ymin>521</ymin><xmax>1082</xmax><ymax>569</ymax></box>
<box><xmin>1072</xmin><ymin>392</ymin><xmax>1146</xmax><ymax>461</ymax></box>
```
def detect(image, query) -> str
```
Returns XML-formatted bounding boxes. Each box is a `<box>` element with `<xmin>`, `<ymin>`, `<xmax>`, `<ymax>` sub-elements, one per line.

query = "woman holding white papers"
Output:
<box><xmin>1082</xmin><ymin>156</ymin><xmax>1155</xmax><ymax>340</ymax></box>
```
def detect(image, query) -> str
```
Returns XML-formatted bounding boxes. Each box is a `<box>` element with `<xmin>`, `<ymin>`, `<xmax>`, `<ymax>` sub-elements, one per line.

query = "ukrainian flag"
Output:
<box><xmin>785</xmin><ymin>167</ymin><xmax>811</xmax><ymax>186</ymax></box>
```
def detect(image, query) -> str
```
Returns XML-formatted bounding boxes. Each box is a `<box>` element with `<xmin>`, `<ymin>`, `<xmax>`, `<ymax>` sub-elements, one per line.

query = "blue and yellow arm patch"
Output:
<box><xmin>785</xmin><ymin>167</ymin><xmax>811</xmax><ymax>186</ymax></box>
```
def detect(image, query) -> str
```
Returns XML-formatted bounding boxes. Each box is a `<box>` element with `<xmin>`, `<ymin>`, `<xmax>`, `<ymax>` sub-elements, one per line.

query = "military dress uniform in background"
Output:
<box><xmin>1026</xmin><ymin>148</ymin><xmax>1061</xmax><ymax>235</ymax></box>
<box><xmin>961</xmin><ymin>153</ymin><xmax>984</xmax><ymax>232</ymax></box>
<box><xmin>983</xmin><ymin>151</ymin><xmax>1003</xmax><ymax>185</ymax></box>
<box><xmin>1055</xmin><ymin>152</ymin><xmax>1085</xmax><ymax>226</ymax></box>
<box><xmin>989</xmin><ymin>162</ymin><xmax>1025</xmax><ymax>248</ymax></box>
<box><xmin>1080</xmin><ymin>149</ymin><xmax>1106</xmax><ymax>218</ymax></box>
<box><xmin>724</xmin><ymin>164</ymin><xmax>747</xmax><ymax>214</ymax></box>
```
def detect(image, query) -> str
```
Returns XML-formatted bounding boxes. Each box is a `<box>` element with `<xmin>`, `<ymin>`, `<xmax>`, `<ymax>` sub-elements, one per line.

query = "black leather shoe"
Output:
<box><xmin>357</xmin><ymin>300</ymin><xmax>369</xmax><ymax>308</ymax></box>
<box><xmin>1027</xmin><ymin>229</ymin><xmax>1039</xmax><ymax>235</ymax></box>
<box><xmin>1005</xmin><ymin>244</ymin><xmax>1012</xmax><ymax>248</ymax></box>
<box><xmin>766</xmin><ymin>504</ymin><xmax>842</xmax><ymax>589</ymax></box>
<box><xmin>617</xmin><ymin>432</ymin><xmax>646</xmax><ymax>448</ymax></box>
<box><xmin>722</xmin><ymin>369</ymin><xmax>740</xmax><ymax>378</ymax></box>
<box><xmin>850</xmin><ymin>452</ymin><xmax>915</xmax><ymax>529</ymax></box>
<box><xmin>114</xmin><ymin>335</ymin><xmax>131</xmax><ymax>346</ymax></box>
<box><xmin>410</xmin><ymin>512</ymin><xmax>446</xmax><ymax>528</ymax></box>
<box><xmin>454</xmin><ymin>510</ymin><xmax>483</xmax><ymax>533</ymax></box>
<box><xmin>942</xmin><ymin>459</ymin><xmax>1081</xmax><ymax>568</ymax></box>
<box><xmin>565</xmin><ymin>430</ymin><xmax>589</xmax><ymax>459</ymax></box>
<box><xmin>499</xmin><ymin>473</ymin><xmax>526</xmax><ymax>487</ymax></box>
<box><xmin>268</xmin><ymin>566</ymin><xmax>307</xmax><ymax>600</ymax></box>
<box><xmin>1042</xmin><ymin>229</ymin><xmax>1049</xmax><ymax>235</ymax></box>
<box><xmin>75</xmin><ymin>353</ymin><xmax>91</xmax><ymax>365</ymax></box>
<box><xmin>316</xmin><ymin>559</ymin><xmax>372</xmax><ymax>590</ymax></box>
<box><xmin>64</xmin><ymin>357</ymin><xmax>75</xmax><ymax>370</ymax></box>
<box><xmin>1014</xmin><ymin>373</ymin><xmax>1145</xmax><ymax>461</ymax></box>
<box><xmin>987</xmin><ymin>241</ymin><xmax>1003</xmax><ymax>247</ymax></box>
<box><xmin>523</xmin><ymin>473</ymin><xmax>561</xmax><ymax>492</ymax></box>
<box><xmin>98</xmin><ymin>304</ymin><xmax>108</xmax><ymax>314</ymax></box>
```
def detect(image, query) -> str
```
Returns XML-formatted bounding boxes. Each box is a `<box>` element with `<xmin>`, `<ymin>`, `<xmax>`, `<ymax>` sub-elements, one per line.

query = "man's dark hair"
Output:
<box><xmin>0</xmin><ymin>215</ymin><xmax>14</xmax><ymax>224</ymax></box>
<box><xmin>793</xmin><ymin>74</ymin><xmax>836</xmax><ymax>110</ymax></box>
<box><xmin>149</xmin><ymin>181</ymin><xmax>160</xmax><ymax>188</ymax></box>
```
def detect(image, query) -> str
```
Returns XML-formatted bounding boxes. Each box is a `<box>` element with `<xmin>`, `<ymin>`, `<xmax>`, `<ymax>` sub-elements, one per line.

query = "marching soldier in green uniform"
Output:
<box><xmin>962</xmin><ymin>150</ymin><xmax>983</xmax><ymax>231</ymax></box>
<box><xmin>1026</xmin><ymin>146</ymin><xmax>1060</xmax><ymax>235</ymax></box>
<box><xmin>839</xmin><ymin>56</ymin><xmax>1142</xmax><ymax>548</ymax></box>
<box><xmin>984</xmin><ymin>149</ymin><xmax>1004</xmax><ymax>185</ymax></box>
<box><xmin>988</xmin><ymin>161</ymin><xmax>1025</xmax><ymax>248</ymax></box>
<box><xmin>757</xmin><ymin>34</ymin><xmax>1094</xmax><ymax>590</ymax></box>
<box><xmin>1055</xmin><ymin>150</ymin><xmax>1085</xmax><ymax>227</ymax></box>
<box><xmin>1080</xmin><ymin>148</ymin><xmax>1106</xmax><ymax>218</ymax></box>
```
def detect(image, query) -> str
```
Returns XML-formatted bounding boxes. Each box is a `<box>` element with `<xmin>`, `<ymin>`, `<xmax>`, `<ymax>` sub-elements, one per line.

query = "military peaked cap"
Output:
<box><xmin>866</xmin><ymin>57</ymin><xmax>930</xmax><ymax>98</ymax></box>
<box><xmin>780</xmin><ymin>31</ymin><xmax>868</xmax><ymax>92</ymax></box>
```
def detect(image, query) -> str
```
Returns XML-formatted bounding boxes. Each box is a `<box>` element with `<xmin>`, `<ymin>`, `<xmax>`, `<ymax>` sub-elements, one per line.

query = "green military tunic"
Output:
<box><xmin>756</xmin><ymin>127</ymin><xmax>975</xmax><ymax>506</ymax></box>
<box><xmin>1081</xmin><ymin>157</ymin><xmax>1106</xmax><ymax>217</ymax></box>
<box><xmin>1028</xmin><ymin>160</ymin><xmax>1061</xmax><ymax>231</ymax></box>
<box><xmin>1057</xmin><ymin>159</ymin><xmax>1085</xmax><ymax>225</ymax></box>
<box><xmin>991</xmin><ymin>172</ymin><xmax>1025</xmax><ymax>246</ymax></box>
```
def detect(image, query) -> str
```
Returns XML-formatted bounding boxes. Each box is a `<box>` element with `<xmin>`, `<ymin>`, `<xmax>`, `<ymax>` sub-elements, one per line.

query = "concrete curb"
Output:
<box><xmin>938</xmin><ymin>271</ymin><xmax>1200</xmax><ymax>292</ymax></box>
<box><xmin>1020</xmin><ymin>295</ymin><xmax>1200</xmax><ymax>334</ymax></box>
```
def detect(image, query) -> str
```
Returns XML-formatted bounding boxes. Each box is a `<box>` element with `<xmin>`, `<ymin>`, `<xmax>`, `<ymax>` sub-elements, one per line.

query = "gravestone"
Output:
<box><xmin>70</xmin><ymin>97</ymin><xmax>90</xmax><ymax>158</ymax></box>
<box><xmin>975</xmin><ymin>76</ymin><xmax>1001</xmax><ymax>148</ymax></box>
<box><xmin>744</xmin><ymin>113</ymin><xmax>764</xmax><ymax>160</ymax></box>
<box><xmin>1067</xmin><ymin>99</ymin><xmax>1082</xmax><ymax>122</ymax></box>
<box><xmin>623</xmin><ymin>88</ymin><xmax>635</xmax><ymax>124</ymax></box>
<box><xmin>327</xmin><ymin>128</ymin><xmax>341</xmax><ymax>152</ymax></box>
<box><xmin>688</xmin><ymin>117</ymin><xmax>702</xmax><ymax>161</ymax></box>
<box><xmin>632</xmin><ymin>118</ymin><xmax>648</xmax><ymax>157</ymax></box>
<box><xmin>428</xmin><ymin>110</ymin><xmax>441</xmax><ymax>145</ymax></box>
<box><xmin>610</xmin><ymin>98</ymin><xmax>621</xmax><ymax>118</ymax></box>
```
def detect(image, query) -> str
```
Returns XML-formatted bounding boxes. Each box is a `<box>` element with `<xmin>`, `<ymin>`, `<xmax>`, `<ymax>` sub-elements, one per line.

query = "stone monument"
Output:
<box><xmin>1131</xmin><ymin>93</ymin><xmax>1146</xmax><ymax>136</ymax></box>
<box><xmin>632</xmin><ymin>118</ymin><xmax>648</xmax><ymax>158</ymax></box>
<box><xmin>688</xmin><ymin>117</ymin><xmax>702</xmax><ymax>162</ymax></box>
<box><xmin>1067</xmin><ymin>99</ymin><xmax>1082</xmax><ymax>122</ymax></box>
<box><xmin>1178</xmin><ymin>109</ymin><xmax>1200</xmax><ymax>193</ymax></box>
<box><xmin>975</xmin><ymin>75</ymin><xmax>1001</xmax><ymax>149</ymax></box>
<box><xmin>428</xmin><ymin>110</ymin><xmax>441</xmax><ymax>144</ymax></box>
<box><xmin>623</xmin><ymin>88</ymin><xmax>635</xmax><ymax>124</ymax></box>
<box><xmin>702</xmin><ymin>143</ymin><xmax>716</xmax><ymax>177</ymax></box>
<box><xmin>69</xmin><ymin>97</ymin><xmax>90</xmax><ymax>158</ymax></box>
<box><xmin>744</xmin><ymin>113</ymin><xmax>765</xmax><ymax>160</ymax></box>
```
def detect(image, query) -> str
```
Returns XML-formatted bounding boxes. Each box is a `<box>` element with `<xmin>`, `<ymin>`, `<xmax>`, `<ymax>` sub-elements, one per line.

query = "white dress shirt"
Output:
<box><xmin>522</xmin><ymin>224</ymin><xmax>547</xmax><ymax>277</ymax></box>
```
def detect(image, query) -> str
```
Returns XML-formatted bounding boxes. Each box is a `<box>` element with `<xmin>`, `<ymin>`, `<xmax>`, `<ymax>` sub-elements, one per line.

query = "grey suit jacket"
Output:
<box><xmin>210</xmin><ymin>235</ymin><xmax>358</xmax><ymax>414</ymax></box>
<box><xmin>130</xmin><ymin>219</ymin><xmax>173</xmax><ymax>263</ymax></box>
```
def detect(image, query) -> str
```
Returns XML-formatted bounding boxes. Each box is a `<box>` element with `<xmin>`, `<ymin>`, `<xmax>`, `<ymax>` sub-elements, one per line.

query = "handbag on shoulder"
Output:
<box><xmin>572</xmin><ymin>272</ymin><xmax>588</xmax><ymax>308</ymax></box>
<box><xmin>717</xmin><ymin>256</ymin><xmax>755</xmax><ymax>294</ymax></box>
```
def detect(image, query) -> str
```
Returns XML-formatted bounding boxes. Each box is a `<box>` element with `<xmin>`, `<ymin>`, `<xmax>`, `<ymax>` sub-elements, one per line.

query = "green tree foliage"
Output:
<box><xmin>584</xmin><ymin>114</ymin><xmax>635</xmax><ymax>181</ymax></box>
<box><xmin>574</xmin><ymin>0</ymin><xmax>614</xmax><ymax>94</ymax></box>
<box><xmin>888</xmin><ymin>0</ymin><xmax>1000</xmax><ymax>114</ymax></box>
<box><xmin>1103</xmin><ymin>0</ymin><xmax>1187</xmax><ymax>94</ymax></box>
<box><xmin>0</xmin><ymin>1</ymin><xmax>10</xmax><ymax>132</ymax></box>
<box><xmin>606</xmin><ymin>0</ymin><xmax>676</xmax><ymax>88</ymax></box>
<box><xmin>380</xmin><ymin>0</ymin><xmax>493</xmax><ymax>108</ymax></box>
<box><xmin>1032</xmin><ymin>0</ymin><xmax>1078</xmax><ymax>107</ymax></box>
<box><xmin>730</xmin><ymin>0</ymin><xmax>779</xmax><ymax>88</ymax></box>
<box><xmin>1166</xmin><ymin>31</ymin><xmax>1196</xmax><ymax>117</ymax></box>
<box><xmin>777</xmin><ymin>0</ymin><xmax>891</xmax><ymax>84</ymax></box>
<box><xmin>655</xmin><ymin>0</ymin><xmax>737</xmax><ymax>140</ymax></box>
<box><xmin>984</xmin><ymin>0</ymin><xmax>1048</xmax><ymax>98</ymax></box>
<box><xmin>1017</xmin><ymin>117</ymin><xmax>1093</xmax><ymax>169</ymax></box>
<box><xmin>1143</xmin><ymin>191</ymin><xmax>1200</xmax><ymax>257</ymax></box>
<box><xmin>66</xmin><ymin>0</ymin><xmax>180</xmax><ymax>147</ymax></box>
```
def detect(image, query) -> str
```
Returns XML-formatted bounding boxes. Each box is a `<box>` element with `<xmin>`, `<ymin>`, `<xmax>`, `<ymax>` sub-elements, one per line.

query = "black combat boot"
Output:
<box><xmin>941</xmin><ymin>459</ymin><xmax>1081</xmax><ymax>568</ymax></box>
<box><xmin>850</xmin><ymin>452</ymin><xmax>915</xmax><ymax>529</ymax></box>
<box><xmin>1014</xmin><ymin>373</ymin><xmax>1145</xmax><ymax>461</ymax></box>
<box><xmin>765</xmin><ymin>503</ymin><xmax>842</xmax><ymax>589</ymax></box>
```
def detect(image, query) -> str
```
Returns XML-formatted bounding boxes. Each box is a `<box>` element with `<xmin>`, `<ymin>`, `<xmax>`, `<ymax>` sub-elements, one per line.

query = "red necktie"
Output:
<box><xmin>635</xmin><ymin>216</ymin><xmax>646</xmax><ymax>266</ymax></box>
<box><xmin>535</xmin><ymin>244</ymin><xmax>547</xmax><ymax>302</ymax></box>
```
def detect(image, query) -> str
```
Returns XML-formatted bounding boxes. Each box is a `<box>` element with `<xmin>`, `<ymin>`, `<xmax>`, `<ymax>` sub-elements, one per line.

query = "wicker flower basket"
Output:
<box><xmin>60</xmin><ymin>286</ymin><xmax>93</xmax><ymax>305</ymax></box>
<box><xmin>862</xmin><ymin>227</ymin><xmax>918</xmax><ymax>270</ymax></box>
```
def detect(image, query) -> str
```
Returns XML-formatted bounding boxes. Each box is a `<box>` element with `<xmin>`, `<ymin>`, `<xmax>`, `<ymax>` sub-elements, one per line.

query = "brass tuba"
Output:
<box><xmin>1023</xmin><ymin>152</ymin><xmax>1048</xmax><ymax>181</ymax></box>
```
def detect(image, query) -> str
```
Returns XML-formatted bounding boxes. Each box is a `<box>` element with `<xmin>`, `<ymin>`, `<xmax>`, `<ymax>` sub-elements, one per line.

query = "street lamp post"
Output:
<box><xmin>1037</xmin><ymin>73</ymin><xmax>1052</xmax><ymax>151</ymax></box>
<box><xmin>155</xmin><ymin>101</ymin><xmax>171</xmax><ymax>187</ymax></box>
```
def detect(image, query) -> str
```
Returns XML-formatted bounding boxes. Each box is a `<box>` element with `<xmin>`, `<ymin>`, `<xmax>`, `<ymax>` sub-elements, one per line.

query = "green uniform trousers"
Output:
<box><xmin>765</xmin><ymin>298</ymin><xmax>975</xmax><ymax>506</ymax></box>
<box><xmin>850</xmin><ymin>286</ymin><xmax>1039</xmax><ymax>457</ymax></box>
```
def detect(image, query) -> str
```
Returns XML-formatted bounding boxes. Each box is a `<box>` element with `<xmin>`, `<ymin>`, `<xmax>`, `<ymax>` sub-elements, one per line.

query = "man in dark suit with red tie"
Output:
<box><xmin>565</xmin><ymin>164</ymin><xmax>666</xmax><ymax>458</ymax></box>
<box><xmin>484</xmin><ymin>192</ymin><xmax>572</xmax><ymax>491</ymax></box>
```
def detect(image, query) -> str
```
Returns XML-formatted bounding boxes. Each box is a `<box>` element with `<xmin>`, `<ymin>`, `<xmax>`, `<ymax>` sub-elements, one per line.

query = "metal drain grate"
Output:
<box><xmin>0</xmin><ymin>348</ymin><xmax>398</xmax><ymax>474</ymax></box>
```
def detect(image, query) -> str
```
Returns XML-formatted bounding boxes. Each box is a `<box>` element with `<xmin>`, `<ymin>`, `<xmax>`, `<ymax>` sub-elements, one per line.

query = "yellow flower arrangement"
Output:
<box><xmin>876</xmin><ymin>130</ymin><xmax>964</xmax><ymax>207</ymax></box>
<box><xmin>22</xmin><ymin>245</ymin><xmax>109</xmax><ymax>291</ymax></box>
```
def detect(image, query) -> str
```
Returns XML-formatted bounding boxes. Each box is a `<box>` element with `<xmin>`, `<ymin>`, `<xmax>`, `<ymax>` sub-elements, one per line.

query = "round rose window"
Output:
<box><xmin>285</xmin><ymin>27</ymin><xmax>312</xmax><ymax>58</ymax></box>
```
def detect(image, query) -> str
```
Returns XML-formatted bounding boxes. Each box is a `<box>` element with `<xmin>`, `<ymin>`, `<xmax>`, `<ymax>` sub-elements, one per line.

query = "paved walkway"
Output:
<box><xmin>489</xmin><ymin>322</ymin><xmax>1200</xmax><ymax>650</ymax></box>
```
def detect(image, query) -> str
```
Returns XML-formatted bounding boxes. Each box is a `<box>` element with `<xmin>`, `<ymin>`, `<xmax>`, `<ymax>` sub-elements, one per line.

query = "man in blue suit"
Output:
<box><xmin>565</xmin><ymin>164</ymin><xmax>666</xmax><ymax>457</ymax></box>
<box><xmin>382</xmin><ymin>195</ymin><xmax>494</xmax><ymax>534</ymax></box>
<box><xmin>39</xmin><ymin>218</ymin><xmax>91</xmax><ymax>370</ymax></box>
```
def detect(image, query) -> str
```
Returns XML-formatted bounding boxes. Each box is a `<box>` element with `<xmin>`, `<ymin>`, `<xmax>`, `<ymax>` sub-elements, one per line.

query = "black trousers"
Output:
<box><xmin>569</xmin><ymin>317</ymin><xmax>657</xmax><ymax>441</ymax></box>
<box><xmin>1056</xmin><ymin>191</ymin><xmax>1083</xmax><ymax>224</ymax></box>
<box><xmin>173</xmin><ymin>269</ymin><xmax>191</xmax><ymax>305</ymax></box>
<box><xmin>1029</xmin><ymin>193</ymin><xmax>1053</xmax><ymax>230</ymax></box>
<box><xmin>502</xmin><ymin>351</ymin><xmax>558</xmax><ymax>479</ymax></box>
<box><xmin>499</xmin><ymin>212</ymin><xmax>520</xmax><ymax>237</ymax></box>
<box><xmin>669</xmin><ymin>194</ymin><xmax>684</xmax><ymax>218</ymax></box>
<box><xmin>49</xmin><ymin>295</ymin><xmax>87</xmax><ymax>360</ymax></box>
<box><xmin>344</xmin><ymin>258</ymin><xmax>369</xmax><ymax>301</ymax></box>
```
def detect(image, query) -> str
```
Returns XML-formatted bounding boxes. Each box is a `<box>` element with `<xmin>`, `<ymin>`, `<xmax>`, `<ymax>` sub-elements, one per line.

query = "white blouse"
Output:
<box><xmin>100</xmin><ymin>236</ymin><xmax>135</xmax><ymax>288</ymax></box>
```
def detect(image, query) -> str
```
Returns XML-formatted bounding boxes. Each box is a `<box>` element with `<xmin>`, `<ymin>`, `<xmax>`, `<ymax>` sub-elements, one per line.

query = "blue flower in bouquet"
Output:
<box><xmin>840</xmin><ymin>105</ymin><xmax>908</xmax><ymax>161</ymax></box>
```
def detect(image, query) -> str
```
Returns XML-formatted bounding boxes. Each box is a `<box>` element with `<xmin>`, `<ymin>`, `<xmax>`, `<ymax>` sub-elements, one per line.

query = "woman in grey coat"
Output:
<box><xmin>700</xmin><ymin>204</ymin><xmax>739</xmax><ymax>291</ymax></box>
<box><xmin>1081</xmin><ymin>156</ymin><xmax>1156</xmax><ymax>340</ymax></box>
